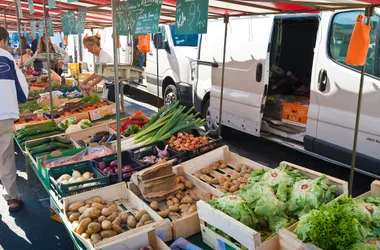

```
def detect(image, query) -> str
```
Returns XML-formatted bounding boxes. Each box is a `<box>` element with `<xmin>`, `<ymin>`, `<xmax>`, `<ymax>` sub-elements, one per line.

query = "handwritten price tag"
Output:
<box><xmin>176</xmin><ymin>0</ymin><xmax>208</xmax><ymax>34</ymax></box>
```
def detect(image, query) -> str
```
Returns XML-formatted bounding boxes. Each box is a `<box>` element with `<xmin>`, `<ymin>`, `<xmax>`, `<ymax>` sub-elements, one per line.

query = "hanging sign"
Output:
<box><xmin>16</xmin><ymin>0</ymin><xmax>23</xmax><ymax>18</ymax></box>
<box><xmin>38</xmin><ymin>20</ymin><xmax>44</xmax><ymax>37</ymax></box>
<box><xmin>116</xmin><ymin>1</ymin><xmax>129</xmax><ymax>36</ymax></box>
<box><xmin>48</xmin><ymin>0</ymin><xmax>56</xmax><ymax>9</ymax></box>
<box><xmin>175</xmin><ymin>0</ymin><xmax>208</xmax><ymax>34</ymax></box>
<box><xmin>68</xmin><ymin>0</ymin><xmax>78</xmax><ymax>2</ymax></box>
<box><xmin>61</xmin><ymin>11</ymin><xmax>75</xmax><ymax>36</ymax></box>
<box><xmin>74</xmin><ymin>8</ymin><xmax>87</xmax><ymax>35</ymax></box>
<box><xmin>47</xmin><ymin>17</ymin><xmax>54</xmax><ymax>36</ymax></box>
<box><xmin>31</xmin><ymin>21</ymin><xmax>36</xmax><ymax>37</ymax></box>
<box><xmin>28</xmin><ymin>0</ymin><xmax>35</xmax><ymax>15</ymax></box>
<box><xmin>23</xmin><ymin>24</ymin><xmax>27</xmax><ymax>37</ymax></box>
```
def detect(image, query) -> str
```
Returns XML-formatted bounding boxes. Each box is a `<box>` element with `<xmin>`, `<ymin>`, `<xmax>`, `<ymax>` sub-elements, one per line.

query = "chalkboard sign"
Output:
<box><xmin>61</xmin><ymin>11</ymin><xmax>75</xmax><ymax>36</ymax></box>
<box><xmin>47</xmin><ymin>17</ymin><xmax>54</xmax><ymax>36</ymax></box>
<box><xmin>31</xmin><ymin>21</ymin><xmax>36</xmax><ymax>37</ymax></box>
<box><xmin>116</xmin><ymin>0</ymin><xmax>162</xmax><ymax>36</ymax></box>
<box><xmin>28</xmin><ymin>0</ymin><xmax>34</xmax><ymax>15</ymax></box>
<box><xmin>176</xmin><ymin>0</ymin><xmax>208</xmax><ymax>34</ymax></box>
<box><xmin>38</xmin><ymin>20</ymin><xmax>44</xmax><ymax>37</ymax></box>
<box><xmin>74</xmin><ymin>8</ymin><xmax>87</xmax><ymax>35</ymax></box>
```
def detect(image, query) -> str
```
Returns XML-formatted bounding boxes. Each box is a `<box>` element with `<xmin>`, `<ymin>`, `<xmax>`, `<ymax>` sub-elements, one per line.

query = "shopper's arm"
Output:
<box><xmin>55</xmin><ymin>44</ymin><xmax>69</xmax><ymax>63</ymax></box>
<box><xmin>24</xmin><ymin>51</ymin><xmax>38</xmax><ymax>66</ymax></box>
<box><xmin>89</xmin><ymin>76</ymin><xmax>104</xmax><ymax>88</ymax></box>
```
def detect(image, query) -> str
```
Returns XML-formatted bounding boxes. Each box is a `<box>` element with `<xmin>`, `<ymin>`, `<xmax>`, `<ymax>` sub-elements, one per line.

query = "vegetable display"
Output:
<box><xmin>97</xmin><ymin>160</ymin><xmax>137</xmax><ymax>179</ymax></box>
<box><xmin>295</xmin><ymin>197</ymin><xmax>380</xmax><ymax>250</ymax></box>
<box><xmin>112</xmin><ymin>111</ymin><xmax>149</xmax><ymax>136</ymax></box>
<box><xmin>18</xmin><ymin>100</ymin><xmax>41</xmax><ymax>113</ymax></box>
<box><xmin>121</xmin><ymin>101</ymin><xmax>206</xmax><ymax>151</ymax></box>
<box><xmin>167</xmin><ymin>132</ymin><xmax>212</xmax><ymax>151</ymax></box>
<box><xmin>208</xmin><ymin>163</ymin><xmax>337</xmax><ymax>240</ymax></box>
<box><xmin>15</xmin><ymin>121</ymin><xmax>62</xmax><ymax>145</ymax></box>
<box><xmin>26</xmin><ymin>136</ymin><xmax>75</xmax><ymax>159</ymax></box>
<box><xmin>66</xmin><ymin>196</ymin><xmax>155</xmax><ymax>246</ymax></box>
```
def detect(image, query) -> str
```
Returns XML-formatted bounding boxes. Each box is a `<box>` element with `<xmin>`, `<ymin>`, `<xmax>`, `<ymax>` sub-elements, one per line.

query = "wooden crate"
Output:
<box><xmin>278</xmin><ymin>180</ymin><xmax>380</xmax><ymax>250</ymax></box>
<box><xmin>128</xmin><ymin>164</ymin><xmax>218</xmax><ymax>240</ymax></box>
<box><xmin>62</xmin><ymin>183</ymin><xmax>172</xmax><ymax>250</ymax></box>
<box><xmin>69</xmin><ymin>124</ymin><xmax>116</xmax><ymax>148</ymax></box>
<box><xmin>181</xmin><ymin>145</ymin><xmax>270</xmax><ymax>196</ymax></box>
<box><xmin>98</xmin><ymin>227</ymin><xmax>170</xmax><ymax>250</ymax></box>
<box><xmin>196</xmin><ymin>158</ymin><xmax>348</xmax><ymax>250</ymax></box>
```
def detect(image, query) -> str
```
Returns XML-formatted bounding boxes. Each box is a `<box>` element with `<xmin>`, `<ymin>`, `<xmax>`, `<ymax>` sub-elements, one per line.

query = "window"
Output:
<box><xmin>329</xmin><ymin>11</ymin><xmax>379</xmax><ymax>77</ymax></box>
<box><xmin>170</xmin><ymin>25</ymin><xmax>198</xmax><ymax>47</ymax></box>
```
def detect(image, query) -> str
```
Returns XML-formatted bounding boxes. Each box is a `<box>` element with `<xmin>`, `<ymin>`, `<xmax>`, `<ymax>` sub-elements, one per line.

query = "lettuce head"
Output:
<box><xmin>208</xmin><ymin>194</ymin><xmax>258</xmax><ymax>228</ymax></box>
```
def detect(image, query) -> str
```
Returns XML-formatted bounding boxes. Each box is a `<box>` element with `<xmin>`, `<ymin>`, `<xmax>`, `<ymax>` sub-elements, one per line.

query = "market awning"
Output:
<box><xmin>0</xmin><ymin>0</ymin><xmax>379</xmax><ymax>31</ymax></box>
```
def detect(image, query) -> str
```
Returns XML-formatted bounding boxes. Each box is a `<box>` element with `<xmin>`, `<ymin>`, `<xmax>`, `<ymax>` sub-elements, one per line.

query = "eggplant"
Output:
<box><xmin>93</xmin><ymin>131</ymin><xmax>110</xmax><ymax>138</ymax></box>
<box><xmin>106</xmin><ymin>134</ymin><xmax>116</xmax><ymax>143</ymax></box>
<box><xmin>77</xmin><ymin>140</ymin><xmax>86</xmax><ymax>148</ymax></box>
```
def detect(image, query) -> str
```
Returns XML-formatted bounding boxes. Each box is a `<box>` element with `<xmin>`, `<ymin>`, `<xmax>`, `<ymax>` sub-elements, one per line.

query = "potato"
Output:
<box><xmin>216</xmin><ymin>186</ymin><xmax>227</xmax><ymax>193</ymax></box>
<box><xmin>135</xmin><ymin>210</ymin><xmax>147</xmax><ymax>221</ymax></box>
<box><xmin>107</xmin><ymin>212</ymin><xmax>118</xmax><ymax>222</ymax></box>
<box><xmin>175</xmin><ymin>193</ymin><xmax>183</xmax><ymax>200</ymax></box>
<box><xmin>239</xmin><ymin>184</ymin><xmax>246</xmax><ymax>189</ymax></box>
<box><xmin>67</xmin><ymin>211</ymin><xmax>75</xmax><ymax>217</ymax></box>
<box><xmin>83</xmin><ymin>207</ymin><xmax>101</xmax><ymax>219</ymax></box>
<box><xmin>98</xmin><ymin>215</ymin><xmax>106</xmax><ymax>224</ymax></box>
<box><xmin>194</xmin><ymin>173</ymin><xmax>201</xmax><ymax>179</ymax></box>
<box><xmin>158</xmin><ymin>209</ymin><xmax>170</xmax><ymax>218</ymax></box>
<box><xmin>72</xmin><ymin>220</ymin><xmax>79</xmax><ymax>232</ymax></box>
<box><xmin>178</xmin><ymin>176</ymin><xmax>185</xmax><ymax>183</ymax></box>
<box><xmin>69</xmin><ymin>201</ymin><xmax>85</xmax><ymax>212</ymax></box>
<box><xmin>150</xmin><ymin>201</ymin><xmax>159</xmax><ymax>211</ymax></box>
<box><xmin>87</xmin><ymin>222</ymin><xmax>101</xmax><ymax>234</ymax></box>
<box><xmin>136</xmin><ymin>221</ymin><xmax>144</xmax><ymax>228</ymax></box>
<box><xmin>244</xmin><ymin>174</ymin><xmax>251</xmax><ymax>179</ymax></box>
<box><xmin>237</xmin><ymin>177</ymin><xmax>248</xmax><ymax>183</ymax></box>
<box><xmin>100</xmin><ymin>230</ymin><xmax>117</xmax><ymax>238</ymax></box>
<box><xmin>81</xmin><ymin>233</ymin><xmax>90</xmax><ymax>239</ymax></box>
<box><xmin>178</xmin><ymin>183</ymin><xmax>185</xmax><ymax>191</ymax></box>
<box><xmin>91</xmin><ymin>203</ymin><xmax>105</xmax><ymax>210</ymax></box>
<box><xmin>78</xmin><ymin>204</ymin><xmax>91</xmax><ymax>214</ymax></box>
<box><xmin>101</xmin><ymin>220</ymin><xmax>113</xmax><ymax>230</ymax></box>
<box><xmin>235</xmin><ymin>164</ymin><xmax>243</xmax><ymax>172</ymax></box>
<box><xmin>84</xmin><ymin>199</ymin><xmax>96</xmax><ymax>205</ymax></box>
<box><xmin>211</xmin><ymin>195</ymin><xmax>218</xmax><ymax>199</ymax></box>
<box><xmin>184</xmin><ymin>180</ymin><xmax>194</xmax><ymax>189</ymax></box>
<box><xmin>210</xmin><ymin>177</ymin><xmax>219</xmax><ymax>184</ymax></box>
<box><xmin>181</xmin><ymin>207</ymin><xmax>190</xmax><ymax>214</ymax></box>
<box><xmin>179</xmin><ymin>204</ymin><xmax>190</xmax><ymax>209</ymax></box>
<box><xmin>187</xmin><ymin>205</ymin><xmax>197</xmax><ymax>214</ymax></box>
<box><xmin>175</xmin><ymin>176</ymin><xmax>181</xmax><ymax>183</ymax></box>
<box><xmin>172</xmin><ymin>197</ymin><xmax>179</xmax><ymax>204</ymax></box>
<box><xmin>181</xmin><ymin>195</ymin><xmax>193</xmax><ymax>204</ymax></box>
<box><xmin>166</xmin><ymin>200</ymin><xmax>174</xmax><ymax>206</ymax></box>
<box><xmin>200</xmin><ymin>167</ymin><xmax>211</xmax><ymax>175</ymax></box>
<box><xmin>120</xmin><ymin>211</ymin><xmax>129</xmax><ymax>224</ymax></box>
<box><xmin>112</xmin><ymin>217</ymin><xmax>121</xmax><ymax>225</ymax></box>
<box><xmin>166</xmin><ymin>195</ymin><xmax>174</xmax><ymax>200</ymax></box>
<box><xmin>210</xmin><ymin>163</ymin><xmax>219</xmax><ymax>171</ymax></box>
<box><xmin>169</xmin><ymin>205</ymin><xmax>179</xmax><ymax>212</ymax></box>
<box><xmin>219</xmin><ymin>163</ymin><xmax>227</xmax><ymax>169</ymax></box>
<box><xmin>140</xmin><ymin>214</ymin><xmax>151</xmax><ymax>224</ymax></box>
<box><xmin>69</xmin><ymin>213</ymin><xmax>81</xmax><ymax>222</ymax></box>
<box><xmin>91</xmin><ymin>233</ymin><xmax>102</xmax><ymax>244</ymax></box>
<box><xmin>229</xmin><ymin>184</ymin><xmax>239</xmax><ymax>193</ymax></box>
<box><xmin>102</xmin><ymin>205</ymin><xmax>118</xmax><ymax>216</ymax></box>
<box><xmin>232</xmin><ymin>180</ymin><xmax>241</xmax><ymax>186</ymax></box>
<box><xmin>223</xmin><ymin>181</ymin><xmax>232</xmax><ymax>189</ymax></box>
<box><xmin>217</xmin><ymin>176</ymin><xmax>226</xmax><ymax>185</ymax></box>
<box><xmin>112</xmin><ymin>224</ymin><xmax>124</xmax><ymax>234</ymax></box>
<box><xmin>230</xmin><ymin>173</ymin><xmax>239</xmax><ymax>180</ymax></box>
<box><xmin>127</xmin><ymin>215</ymin><xmax>137</xmax><ymax>228</ymax></box>
<box><xmin>77</xmin><ymin>218</ymin><xmax>92</xmax><ymax>235</ymax></box>
<box><xmin>144</xmin><ymin>220</ymin><xmax>154</xmax><ymax>225</ymax></box>
<box><xmin>105</xmin><ymin>201</ymin><xmax>115</xmax><ymax>207</ymax></box>
<box><xmin>91</xmin><ymin>196</ymin><xmax>103</xmax><ymax>203</ymax></box>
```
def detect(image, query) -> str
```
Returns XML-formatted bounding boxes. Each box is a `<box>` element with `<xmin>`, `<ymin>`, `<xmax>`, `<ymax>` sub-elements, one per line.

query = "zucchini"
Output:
<box><xmin>22</xmin><ymin>131</ymin><xmax>62</xmax><ymax>142</ymax></box>
<box><xmin>22</xmin><ymin>127</ymin><xmax>59</xmax><ymax>137</ymax></box>
<box><xmin>26</xmin><ymin>138</ymin><xmax>52</xmax><ymax>148</ymax></box>
<box><xmin>30</xmin><ymin>144</ymin><xmax>56</xmax><ymax>155</ymax></box>
<box><xmin>53</xmin><ymin>137</ymin><xmax>72</xmax><ymax>144</ymax></box>
<box><xmin>52</xmin><ymin>142</ymin><xmax>72</xmax><ymax>149</ymax></box>
<box><xmin>28</xmin><ymin>143</ymin><xmax>49</xmax><ymax>152</ymax></box>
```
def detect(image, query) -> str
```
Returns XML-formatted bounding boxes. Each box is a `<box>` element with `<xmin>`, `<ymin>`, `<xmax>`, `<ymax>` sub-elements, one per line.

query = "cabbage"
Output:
<box><xmin>248</xmin><ymin>164</ymin><xmax>303</xmax><ymax>201</ymax></box>
<box><xmin>208</xmin><ymin>194</ymin><xmax>258</xmax><ymax>228</ymax></box>
<box><xmin>287</xmin><ymin>175</ymin><xmax>337</xmax><ymax>217</ymax></box>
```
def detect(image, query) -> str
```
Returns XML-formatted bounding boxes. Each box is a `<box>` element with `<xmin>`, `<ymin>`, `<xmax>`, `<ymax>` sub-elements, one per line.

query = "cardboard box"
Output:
<box><xmin>282</xmin><ymin>101</ymin><xmax>309</xmax><ymax>127</ymax></box>
<box><xmin>49</xmin><ymin>197</ymin><xmax>62</xmax><ymax>223</ymax></box>
<box><xmin>88</xmin><ymin>102</ymin><xmax>117</xmax><ymax>121</ymax></box>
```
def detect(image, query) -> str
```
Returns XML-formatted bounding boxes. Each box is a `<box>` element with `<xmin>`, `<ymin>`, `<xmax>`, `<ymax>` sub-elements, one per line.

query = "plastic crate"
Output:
<box><xmin>49</xmin><ymin>160</ymin><xmax>110</xmax><ymax>198</ymax></box>
<box><xmin>93</xmin><ymin>151</ymin><xmax>146</xmax><ymax>184</ymax></box>
<box><xmin>129</xmin><ymin>141</ymin><xmax>186</xmax><ymax>167</ymax></box>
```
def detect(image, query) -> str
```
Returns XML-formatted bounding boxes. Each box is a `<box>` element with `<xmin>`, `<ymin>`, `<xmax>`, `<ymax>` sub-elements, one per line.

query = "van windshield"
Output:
<box><xmin>170</xmin><ymin>25</ymin><xmax>198</xmax><ymax>47</ymax></box>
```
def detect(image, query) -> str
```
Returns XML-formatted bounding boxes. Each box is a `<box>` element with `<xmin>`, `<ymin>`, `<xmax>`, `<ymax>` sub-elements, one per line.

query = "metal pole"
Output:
<box><xmin>111</xmin><ymin>0</ymin><xmax>122</xmax><ymax>182</ymax></box>
<box><xmin>218</xmin><ymin>16</ymin><xmax>229</xmax><ymax>137</ymax></box>
<box><xmin>78</xmin><ymin>34</ymin><xmax>83</xmax><ymax>63</ymax></box>
<box><xmin>348</xmin><ymin>7</ymin><xmax>374</xmax><ymax>196</ymax></box>
<box><xmin>3</xmin><ymin>10</ymin><xmax>7</xmax><ymax>29</ymax></box>
<box><xmin>15</xmin><ymin>2</ymin><xmax>23</xmax><ymax>68</ymax></box>
<box><xmin>156</xmin><ymin>34</ymin><xmax>160</xmax><ymax>110</ymax></box>
<box><xmin>43</xmin><ymin>0</ymin><xmax>54</xmax><ymax>121</ymax></box>
<box><xmin>91</xmin><ymin>29</ymin><xmax>97</xmax><ymax>74</ymax></box>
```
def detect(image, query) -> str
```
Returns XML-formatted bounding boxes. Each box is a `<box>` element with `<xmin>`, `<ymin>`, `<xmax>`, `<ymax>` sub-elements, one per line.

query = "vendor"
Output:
<box><xmin>24</xmin><ymin>35</ymin><xmax>68</xmax><ymax>75</ymax></box>
<box><xmin>79</xmin><ymin>35</ymin><xmax>114</xmax><ymax>100</ymax></box>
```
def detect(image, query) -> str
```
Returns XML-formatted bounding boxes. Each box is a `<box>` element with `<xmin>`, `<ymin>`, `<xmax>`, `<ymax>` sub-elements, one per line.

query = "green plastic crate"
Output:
<box><xmin>49</xmin><ymin>161</ymin><xmax>110</xmax><ymax>198</ymax></box>
<box><xmin>37</xmin><ymin>148</ymin><xmax>86</xmax><ymax>187</ymax></box>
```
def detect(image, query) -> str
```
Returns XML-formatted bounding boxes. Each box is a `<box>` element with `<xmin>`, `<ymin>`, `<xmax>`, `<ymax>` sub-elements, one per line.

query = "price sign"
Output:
<box><xmin>74</xmin><ymin>8</ymin><xmax>87</xmax><ymax>35</ymax></box>
<box><xmin>116</xmin><ymin>1</ymin><xmax>130</xmax><ymax>36</ymax></box>
<box><xmin>176</xmin><ymin>0</ymin><xmax>208</xmax><ymax>34</ymax></box>
<box><xmin>28</xmin><ymin>0</ymin><xmax>34</xmax><ymax>15</ymax></box>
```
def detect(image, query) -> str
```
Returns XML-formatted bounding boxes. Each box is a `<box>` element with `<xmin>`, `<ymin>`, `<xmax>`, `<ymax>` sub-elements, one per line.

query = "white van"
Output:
<box><xmin>131</xmin><ymin>24</ymin><xmax>198</xmax><ymax>106</ymax></box>
<box><xmin>194</xmin><ymin>10</ymin><xmax>380</xmax><ymax>176</ymax></box>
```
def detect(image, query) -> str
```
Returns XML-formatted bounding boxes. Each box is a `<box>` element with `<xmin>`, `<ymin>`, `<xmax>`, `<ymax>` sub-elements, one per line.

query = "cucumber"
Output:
<box><xmin>22</xmin><ymin>131</ymin><xmax>62</xmax><ymax>142</ymax></box>
<box><xmin>52</xmin><ymin>142</ymin><xmax>72</xmax><ymax>149</ymax></box>
<box><xmin>30</xmin><ymin>144</ymin><xmax>56</xmax><ymax>155</ymax></box>
<box><xmin>26</xmin><ymin>138</ymin><xmax>52</xmax><ymax>148</ymax></box>
<box><xmin>53</xmin><ymin>137</ymin><xmax>72</xmax><ymax>144</ymax></box>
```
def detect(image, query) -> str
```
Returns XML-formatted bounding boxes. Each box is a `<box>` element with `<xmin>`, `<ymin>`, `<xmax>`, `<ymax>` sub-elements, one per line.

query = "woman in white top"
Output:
<box><xmin>80</xmin><ymin>36</ymin><xmax>113</xmax><ymax>98</ymax></box>
<box><xmin>24</xmin><ymin>35</ymin><xmax>68</xmax><ymax>75</ymax></box>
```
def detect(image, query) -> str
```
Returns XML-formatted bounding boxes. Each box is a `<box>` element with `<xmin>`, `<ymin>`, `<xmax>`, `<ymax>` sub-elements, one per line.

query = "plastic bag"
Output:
<box><xmin>346</xmin><ymin>14</ymin><xmax>371</xmax><ymax>66</ymax></box>
<box><xmin>137</xmin><ymin>34</ymin><xmax>151</xmax><ymax>52</ymax></box>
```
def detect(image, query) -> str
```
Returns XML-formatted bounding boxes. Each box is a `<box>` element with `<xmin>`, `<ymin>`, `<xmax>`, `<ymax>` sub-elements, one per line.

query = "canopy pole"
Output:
<box><xmin>43</xmin><ymin>0</ymin><xmax>54</xmax><ymax>121</ymax></box>
<box><xmin>15</xmin><ymin>1</ymin><xmax>23</xmax><ymax>68</ymax></box>
<box><xmin>111</xmin><ymin>0</ymin><xmax>122</xmax><ymax>182</ymax></box>
<box><xmin>3</xmin><ymin>10</ymin><xmax>7</xmax><ymax>29</ymax></box>
<box><xmin>156</xmin><ymin>33</ymin><xmax>160</xmax><ymax>111</ymax></box>
<box><xmin>348</xmin><ymin>6</ymin><xmax>374</xmax><ymax>196</ymax></box>
<box><xmin>92</xmin><ymin>29</ymin><xmax>97</xmax><ymax>74</ymax></box>
<box><xmin>78</xmin><ymin>34</ymin><xmax>83</xmax><ymax>65</ymax></box>
<box><xmin>218</xmin><ymin>16</ymin><xmax>229</xmax><ymax>137</ymax></box>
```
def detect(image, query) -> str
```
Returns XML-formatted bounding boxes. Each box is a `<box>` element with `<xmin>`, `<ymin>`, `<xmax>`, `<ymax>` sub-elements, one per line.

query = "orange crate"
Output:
<box><xmin>282</xmin><ymin>101</ymin><xmax>309</xmax><ymax>127</ymax></box>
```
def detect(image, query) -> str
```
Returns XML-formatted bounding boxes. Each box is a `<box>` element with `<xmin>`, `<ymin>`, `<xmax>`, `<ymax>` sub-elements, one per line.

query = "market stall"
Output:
<box><xmin>6</xmin><ymin>0</ymin><xmax>380</xmax><ymax>249</ymax></box>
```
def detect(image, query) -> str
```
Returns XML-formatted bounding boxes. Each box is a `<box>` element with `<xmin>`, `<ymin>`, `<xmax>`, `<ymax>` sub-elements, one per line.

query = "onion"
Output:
<box><xmin>72</xmin><ymin>170</ymin><xmax>81</xmax><ymax>179</ymax></box>
<box><xmin>97</xmin><ymin>162</ymin><xmax>107</xmax><ymax>170</ymax></box>
<box><xmin>76</xmin><ymin>177</ymin><xmax>85</xmax><ymax>182</ymax></box>
<box><xmin>60</xmin><ymin>174</ymin><xmax>71</xmax><ymax>181</ymax></box>
<box><xmin>68</xmin><ymin>177</ymin><xmax>77</xmax><ymax>184</ymax></box>
<box><xmin>122</xmin><ymin>165</ymin><xmax>133</xmax><ymax>172</ymax></box>
<box><xmin>110</xmin><ymin>160</ymin><xmax>118</xmax><ymax>169</ymax></box>
<box><xmin>82</xmin><ymin>172</ymin><xmax>92</xmax><ymax>180</ymax></box>
<box><xmin>103</xmin><ymin>167</ymin><xmax>111</xmax><ymax>173</ymax></box>
<box><xmin>61</xmin><ymin>180</ymin><xmax>69</xmax><ymax>185</ymax></box>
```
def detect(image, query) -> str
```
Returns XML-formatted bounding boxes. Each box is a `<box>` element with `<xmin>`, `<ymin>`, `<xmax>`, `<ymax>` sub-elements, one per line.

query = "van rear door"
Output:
<box><xmin>208</xmin><ymin>16</ymin><xmax>274</xmax><ymax>136</ymax></box>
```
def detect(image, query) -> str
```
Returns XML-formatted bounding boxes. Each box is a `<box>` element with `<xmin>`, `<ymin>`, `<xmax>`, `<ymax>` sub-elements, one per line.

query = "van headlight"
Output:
<box><xmin>187</xmin><ymin>58</ymin><xmax>197</xmax><ymax>82</ymax></box>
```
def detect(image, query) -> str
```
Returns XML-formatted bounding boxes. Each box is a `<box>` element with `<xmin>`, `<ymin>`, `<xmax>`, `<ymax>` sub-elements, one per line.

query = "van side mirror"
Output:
<box><xmin>153</xmin><ymin>33</ymin><xmax>163</xmax><ymax>49</ymax></box>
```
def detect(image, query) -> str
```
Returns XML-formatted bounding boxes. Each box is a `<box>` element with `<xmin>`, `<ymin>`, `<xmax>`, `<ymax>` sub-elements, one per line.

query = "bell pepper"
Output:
<box><xmin>131</xmin><ymin>110</ymin><xmax>145</xmax><ymax>121</ymax></box>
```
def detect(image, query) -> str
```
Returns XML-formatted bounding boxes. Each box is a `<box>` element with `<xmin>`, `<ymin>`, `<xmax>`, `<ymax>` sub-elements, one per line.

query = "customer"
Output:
<box><xmin>29</xmin><ymin>34</ymin><xmax>38</xmax><ymax>53</ymax></box>
<box><xmin>24</xmin><ymin>35</ymin><xmax>68</xmax><ymax>75</ymax></box>
<box><xmin>0</xmin><ymin>27</ymin><xmax>28</xmax><ymax>212</ymax></box>
<box><xmin>79</xmin><ymin>35</ymin><xmax>113</xmax><ymax>99</ymax></box>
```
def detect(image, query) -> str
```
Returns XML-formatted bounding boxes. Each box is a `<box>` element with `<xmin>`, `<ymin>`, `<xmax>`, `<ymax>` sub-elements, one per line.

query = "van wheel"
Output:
<box><xmin>164</xmin><ymin>85</ymin><xmax>178</xmax><ymax>106</ymax></box>
<box><xmin>202</xmin><ymin>99</ymin><xmax>232</xmax><ymax>138</ymax></box>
